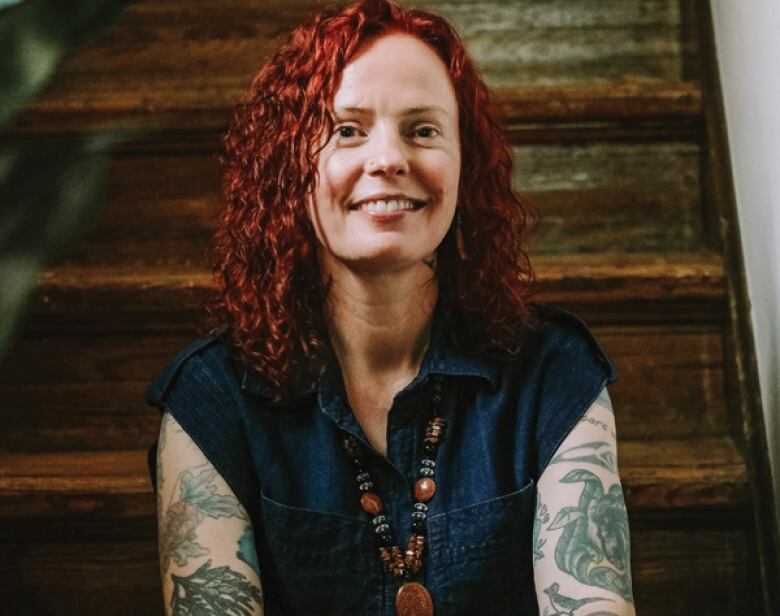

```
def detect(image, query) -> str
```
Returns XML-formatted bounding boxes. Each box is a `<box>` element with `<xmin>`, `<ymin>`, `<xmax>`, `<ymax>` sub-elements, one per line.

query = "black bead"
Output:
<box><xmin>411</xmin><ymin>520</ymin><xmax>426</xmax><ymax>533</ymax></box>
<box><xmin>424</xmin><ymin>443</ymin><xmax>436</xmax><ymax>455</ymax></box>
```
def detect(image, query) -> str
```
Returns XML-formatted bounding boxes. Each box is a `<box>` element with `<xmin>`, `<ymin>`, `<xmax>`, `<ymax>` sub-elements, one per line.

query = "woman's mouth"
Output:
<box><xmin>350</xmin><ymin>198</ymin><xmax>427</xmax><ymax>213</ymax></box>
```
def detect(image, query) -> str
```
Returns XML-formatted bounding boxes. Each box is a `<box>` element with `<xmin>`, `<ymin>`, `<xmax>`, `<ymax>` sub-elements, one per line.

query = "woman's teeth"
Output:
<box><xmin>356</xmin><ymin>199</ymin><xmax>419</xmax><ymax>213</ymax></box>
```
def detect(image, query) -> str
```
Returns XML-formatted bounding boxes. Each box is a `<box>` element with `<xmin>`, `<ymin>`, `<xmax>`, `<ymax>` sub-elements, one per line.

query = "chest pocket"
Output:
<box><xmin>259</xmin><ymin>491</ymin><xmax>384</xmax><ymax>615</ymax></box>
<box><xmin>426</xmin><ymin>479</ymin><xmax>538</xmax><ymax>616</ymax></box>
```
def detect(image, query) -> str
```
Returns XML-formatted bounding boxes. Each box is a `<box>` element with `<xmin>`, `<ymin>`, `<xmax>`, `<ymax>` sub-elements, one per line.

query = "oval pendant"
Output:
<box><xmin>396</xmin><ymin>581</ymin><xmax>434</xmax><ymax>616</ymax></box>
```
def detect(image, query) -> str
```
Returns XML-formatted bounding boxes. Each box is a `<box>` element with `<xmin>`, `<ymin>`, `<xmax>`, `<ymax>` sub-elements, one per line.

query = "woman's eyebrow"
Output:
<box><xmin>334</xmin><ymin>105</ymin><xmax>449</xmax><ymax>118</ymax></box>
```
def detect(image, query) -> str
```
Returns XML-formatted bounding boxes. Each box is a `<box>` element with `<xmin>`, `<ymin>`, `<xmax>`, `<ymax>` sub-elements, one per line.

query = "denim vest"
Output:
<box><xmin>146</xmin><ymin>302</ymin><xmax>618</xmax><ymax>616</ymax></box>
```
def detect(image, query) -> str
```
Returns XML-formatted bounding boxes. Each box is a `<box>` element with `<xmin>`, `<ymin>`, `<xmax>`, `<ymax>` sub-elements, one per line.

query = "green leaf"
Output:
<box><xmin>0</xmin><ymin>0</ymin><xmax>134</xmax><ymax>128</ymax></box>
<box><xmin>589</xmin><ymin>566</ymin><xmax>633</xmax><ymax>603</ymax></box>
<box><xmin>171</xmin><ymin>559</ymin><xmax>263</xmax><ymax>616</ymax></box>
<box><xmin>0</xmin><ymin>0</ymin><xmax>136</xmax><ymax>361</ymax></box>
<box><xmin>236</xmin><ymin>527</ymin><xmax>261</xmax><ymax>578</ymax></box>
<box><xmin>548</xmin><ymin>507</ymin><xmax>584</xmax><ymax>531</ymax></box>
<box><xmin>560</xmin><ymin>468</ymin><xmax>600</xmax><ymax>484</ymax></box>
<box><xmin>0</xmin><ymin>132</ymin><xmax>123</xmax><ymax>360</ymax></box>
<box><xmin>170</xmin><ymin>532</ymin><xmax>210</xmax><ymax>568</ymax></box>
<box><xmin>200</xmin><ymin>493</ymin><xmax>248</xmax><ymax>520</ymax></box>
<box><xmin>180</xmin><ymin>468</ymin><xmax>219</xmax><ymax>503</ymax></box>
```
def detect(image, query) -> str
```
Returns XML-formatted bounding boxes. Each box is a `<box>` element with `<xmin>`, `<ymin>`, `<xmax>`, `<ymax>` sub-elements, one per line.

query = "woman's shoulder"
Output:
<box><xmin>476</xmin><ymin>302</ymin><xmax>619</xmax><ymax>384</ymax></box>
<box><xmin>145</xmin><ymin>325</ymin><xmax>241</xmax><ymax>411</ymax></box>
<box><xmin>527</xmin><ymin>303</ymin><xmax>616</xmax><ymax>371</ymax></box>
<box><xmin>144</xmin><ymin>326</ymin><xmax>264</xmax><ymax>522</ymax></box>
<box><xmin>476</xmin><ymin>303</ymin><xmax>616</xmax><ymax>373</ymax></box>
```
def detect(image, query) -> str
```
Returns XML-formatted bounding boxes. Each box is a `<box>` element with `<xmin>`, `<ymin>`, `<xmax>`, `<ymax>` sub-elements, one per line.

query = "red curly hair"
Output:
<box><xmin>206</xmin><ymin>0</ymin><xmax>537</xmax><ymax>400</ymax></box>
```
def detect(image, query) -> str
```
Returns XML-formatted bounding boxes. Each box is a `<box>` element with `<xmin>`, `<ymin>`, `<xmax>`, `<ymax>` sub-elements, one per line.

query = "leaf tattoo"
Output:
<box><xmin>550</xmin><ymin>441</ymin><xmax>617</xmax><ymax>473</ymax></box>
<box><xmin>161</xmin><ymin>500</ymin><xmax>209</xmax><ymax>571</ymax></box>
<box><xmin>533</xmin><ymin>491</ymin><xmax>550</xmax><ymax>561</ymax></box>
<box><xmin>171</xmin><ymin>559</ymin><xmax>262</xmax><ymax>615</ymax></box>
<box><xmin>548</xmin><ymin>469</ymin><xmax>633</xmax><ymax>603</ymax></box>
<box><xmin>596</xmin><ymin>387</ymin><xmax>614</xmax><ymax>414</ymax></box>
<box><xmin>236</xmin><ymin>526</ymin><xmax>261</xmax><ymax>578</ymax></box>
<box><xmin>180</xmin><ymin>468</ymin><xmax>247</xmax><ymax>519</ymax></box>
<box><xmin>160</xmin><ymin>467</ymin><xmax>248</xmax><ymax>572</ymax></box>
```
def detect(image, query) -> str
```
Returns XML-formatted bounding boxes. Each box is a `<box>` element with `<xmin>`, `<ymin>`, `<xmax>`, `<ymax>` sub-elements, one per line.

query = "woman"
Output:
<box><xmin>147</xmin><ymin>1</ymin><xmax>635</xmax><ymax>614</ymax></box>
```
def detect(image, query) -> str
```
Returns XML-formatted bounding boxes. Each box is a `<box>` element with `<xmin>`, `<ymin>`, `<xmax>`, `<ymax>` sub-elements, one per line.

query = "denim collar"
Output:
<box><xmin>239</xmin><ymin>300</ymin><xmax>502</xmax><ymax>402</ymax></box>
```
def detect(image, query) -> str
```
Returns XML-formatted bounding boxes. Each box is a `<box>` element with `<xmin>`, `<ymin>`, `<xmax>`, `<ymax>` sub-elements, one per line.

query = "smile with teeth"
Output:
<box><xmin>353</xmin><ymin>199</ymin><xmax>424</xmax><ymax>213</ymax></box>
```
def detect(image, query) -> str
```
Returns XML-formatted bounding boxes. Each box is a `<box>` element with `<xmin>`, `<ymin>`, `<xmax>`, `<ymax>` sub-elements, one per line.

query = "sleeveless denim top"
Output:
<box><xmin>145</xmin><ymin>302</ymin><xmax>618</xmax><ymax>616</ymax></box>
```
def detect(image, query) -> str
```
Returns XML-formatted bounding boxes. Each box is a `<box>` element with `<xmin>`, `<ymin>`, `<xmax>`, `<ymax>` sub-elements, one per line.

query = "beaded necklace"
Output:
<box><xmin>341</xmin><ymin>374</ymin><xmax>445</xmax><ymax>616</ymax></box>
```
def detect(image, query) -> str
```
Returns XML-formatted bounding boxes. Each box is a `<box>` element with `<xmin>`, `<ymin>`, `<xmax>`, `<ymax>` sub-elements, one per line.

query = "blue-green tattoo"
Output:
<box><xmin>236</xmin><ymin>526</ymin><xmax>261</xmax><ymax>578</ymax></box>
<box><xmin>171</xmin><ymin>559</ymin><xmax>262</xmax><ymax>615</ymax></box>
<box><xmin>550</xmin><ymin>441</ymin><xmax>617</xmax><ymax>473</ymax></box>
<box><xmin>543</xmin><ymin>582</ymin><xmax>611</xmax><ymax>615</ymax></box>
<box><xmin>548</xmin><ymin>470</ymin><xmax>633</xmax><ymax>603</ymax></box>
<box><xmin>160</xmin><ymin>466</ymin><xmax>247</xmax><ymax>572</ymax></box>
<box><xmin>533</xmin><ymin>491</ymin><xmax>550</xmax><ymax>561</ymax></box>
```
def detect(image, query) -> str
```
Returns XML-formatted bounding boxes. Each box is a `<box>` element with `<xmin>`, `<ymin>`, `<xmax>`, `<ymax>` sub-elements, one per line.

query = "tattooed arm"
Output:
<box><xmin>532</xmin><ymin>387</ymin><xmax>635</xmax><ymax>616</ymax></box>
<box><xmin>156</xmin><ymin>411</ymin><xmax>264</xmax><ymax>615</ymax></box>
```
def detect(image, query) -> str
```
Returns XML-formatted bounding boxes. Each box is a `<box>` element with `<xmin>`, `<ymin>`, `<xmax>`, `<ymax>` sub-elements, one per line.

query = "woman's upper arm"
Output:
<box><xmin>156</xmin><ymin>411</ymin><xmax>265</xmax><ymax>615</ymax></box>
<box><xmin>532</xmin><ymin>386</ymin><xmax>635</xmax><ymax>616</ymax></box>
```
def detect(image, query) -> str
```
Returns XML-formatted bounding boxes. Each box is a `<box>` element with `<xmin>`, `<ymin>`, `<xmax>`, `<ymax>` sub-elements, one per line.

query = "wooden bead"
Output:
<box><xmin>360</xmin><ymin>492</ymin><xmax>383</xmax><ymax>515</ymax></box>
<box><xmin>414</xmin><ymin>478</ymin><xmax>436</xmax><ymax>502</ymax></box>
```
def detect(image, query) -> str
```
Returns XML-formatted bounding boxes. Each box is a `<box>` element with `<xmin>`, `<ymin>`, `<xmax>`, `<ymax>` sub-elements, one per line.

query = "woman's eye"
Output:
<box><xmin>337</xmin><ymin>125</ymin><xmax>358</xmax><ymax>138</ymax></box>
<box><xmin>414</xmin><ymin>126</ymin><xmax>439</xmax><ymax>138</ymax></box>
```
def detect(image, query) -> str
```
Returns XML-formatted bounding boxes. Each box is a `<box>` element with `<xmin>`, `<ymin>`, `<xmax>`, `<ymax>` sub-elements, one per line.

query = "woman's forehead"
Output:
<box><xmin>333</xmin><ymin>33</ymin><xmax>457</xmax><ymax>117</ymax></box>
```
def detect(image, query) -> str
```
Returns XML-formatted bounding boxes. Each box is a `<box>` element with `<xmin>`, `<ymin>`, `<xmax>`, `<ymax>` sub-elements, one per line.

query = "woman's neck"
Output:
<box><xmin>322</xmin><ymin>258</ymin><xmax>438</xmax><ymax>387</ymax></box>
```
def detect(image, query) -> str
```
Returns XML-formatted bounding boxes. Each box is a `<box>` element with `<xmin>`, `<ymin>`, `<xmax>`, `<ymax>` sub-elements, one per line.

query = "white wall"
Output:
<box><xmin>711</xmin><ymin>1</ymin><xmax>780</xmax><ymax>533</ymax></box>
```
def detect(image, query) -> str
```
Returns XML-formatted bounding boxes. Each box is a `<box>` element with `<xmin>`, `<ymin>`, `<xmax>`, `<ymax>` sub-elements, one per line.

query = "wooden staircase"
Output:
<box><xmin>1</xmin><ymin>1</ymin><xmax>777</xmax><ymax>614</ymax></box>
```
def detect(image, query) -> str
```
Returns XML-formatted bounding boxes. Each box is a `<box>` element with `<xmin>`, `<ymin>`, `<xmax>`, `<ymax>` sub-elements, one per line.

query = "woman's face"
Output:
<box><xmin>308</xmin><ymin>33</ymin><xmax>461</xmax><ymax>274</ymax></box>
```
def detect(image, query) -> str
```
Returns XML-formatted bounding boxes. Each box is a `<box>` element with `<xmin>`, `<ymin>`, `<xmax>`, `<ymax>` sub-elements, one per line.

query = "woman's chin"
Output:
<box><xmin>337</xmin><ymin>246</ymin><xmax>432</xmax><ymax>275</ymax></box>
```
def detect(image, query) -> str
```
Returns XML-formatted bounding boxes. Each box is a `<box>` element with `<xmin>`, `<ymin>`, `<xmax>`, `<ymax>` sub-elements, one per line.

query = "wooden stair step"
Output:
<box><xmin>1</xmin><ymin>320</ymin><xmax>732</xmax><ymax>451</ymax></box>
<box><xmin>0</xmin><ymin>438</ymin><xmax>749</xmax><ymax>519</ymax></box>
<box><xmin>5</xmin><ymin>0</ymin><xmax>697</xmax><ymax>135</ymax></box>
<box><xmin>24</xmin><ymin>252</ymin><xmax>727</xmax><ymax>333</ymax></box>
<box><xmin>33</xmin><ymin>136</ymin><xmax>705</xmax><ymax>267</ymax></box>
<box><xmin>6</xmin><ymin>81</ymin><xmax>703</xmax><ymax>136</ymax></box>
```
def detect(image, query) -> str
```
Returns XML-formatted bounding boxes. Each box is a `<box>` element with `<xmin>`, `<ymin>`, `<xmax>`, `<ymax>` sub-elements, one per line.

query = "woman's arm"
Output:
<box><xmin>156</xmin><ymin>411</ymin><xmax>264</xmax><ymax>615</ymax></box>
<box><xmin>532</xmin><ymin>387</ymin><xmax>635</xmax><ymax>616</ymax></box>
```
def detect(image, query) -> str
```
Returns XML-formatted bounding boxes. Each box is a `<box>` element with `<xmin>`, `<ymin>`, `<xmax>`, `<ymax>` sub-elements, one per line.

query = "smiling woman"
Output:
<box><xmin>308</xmin><ymin>33</ymin><xmax>461</xmax><ymax>271</ymax></box>
<box><xmin>146</xmin><ymin>1</ymin><xmax>634</xmax><ymax>615</ymax></box>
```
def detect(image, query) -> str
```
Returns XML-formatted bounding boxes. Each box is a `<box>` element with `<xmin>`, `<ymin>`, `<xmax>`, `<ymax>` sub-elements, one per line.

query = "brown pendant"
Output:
<box><xmin>396</xmin><ymin>581</ymin><xmax>434</xmax><ymax>616</ymax></box>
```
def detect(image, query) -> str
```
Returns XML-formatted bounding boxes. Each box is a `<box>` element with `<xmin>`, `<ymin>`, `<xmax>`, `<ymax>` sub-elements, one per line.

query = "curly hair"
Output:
<box><xmin>205</xmin><ymin>0</ymin><xmax>537</xmax><ymax>401</ymax></box>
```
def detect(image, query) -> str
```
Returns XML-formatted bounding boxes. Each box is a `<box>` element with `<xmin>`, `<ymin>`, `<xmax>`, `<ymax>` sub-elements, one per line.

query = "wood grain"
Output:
<box><xmin>0</xmin><ymin>323</ymin><xmax>731</xmax><ymax>451</ymax></box>
<box><xmin>0</xmin><ymin>436</ymin><xmax>748</xmax><ymax>517</ymax></box>
<box><xmin>4</xmin><ymin>0</ymin><xmax>698</xmax><ymax>135</ymax></box>
<box><xmin>19</xmin><ymin>251</ymin><xmax>726</xmax><ymax>335</ymax></box>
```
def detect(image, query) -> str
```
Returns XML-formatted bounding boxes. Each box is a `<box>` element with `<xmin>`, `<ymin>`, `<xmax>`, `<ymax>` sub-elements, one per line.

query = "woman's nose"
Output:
<box><xmin>365</xmin><ymin>126</ymin><xmax>409</xmax><ymax>176</ymax></box>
